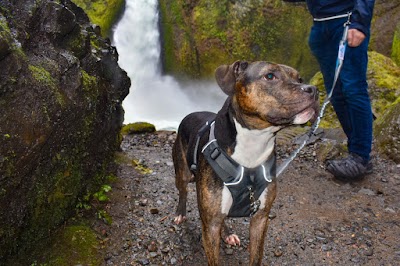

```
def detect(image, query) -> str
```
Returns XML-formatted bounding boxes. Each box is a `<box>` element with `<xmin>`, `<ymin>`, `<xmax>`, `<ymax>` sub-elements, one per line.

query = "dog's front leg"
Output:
<box><xmin>249</xmin><ymin>211</ymin><xmax>269</xmax><ymax>265</ymax></box>
<box><xmin>249</xmin><ymin>181</ymin><xmax>277</xmax><ymax>265</ymax></box>
<box><xmin>201</xmin><ymin>218</ymin><xmax>223</xmax><ymax>266</ymax></box>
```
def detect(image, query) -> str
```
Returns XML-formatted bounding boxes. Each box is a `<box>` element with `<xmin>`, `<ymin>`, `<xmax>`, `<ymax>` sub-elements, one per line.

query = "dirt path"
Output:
<box><xmin>99</xmin><ymin>130</ymin><xmax>400</xmax><ymax>265</ymax></box>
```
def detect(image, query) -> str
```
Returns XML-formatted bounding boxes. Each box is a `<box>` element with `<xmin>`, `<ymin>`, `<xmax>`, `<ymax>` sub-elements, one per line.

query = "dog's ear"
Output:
<box><xmin>215</xmin><ymin>61</ymin><xmax>248</xmax><ymax>95</ymax></box>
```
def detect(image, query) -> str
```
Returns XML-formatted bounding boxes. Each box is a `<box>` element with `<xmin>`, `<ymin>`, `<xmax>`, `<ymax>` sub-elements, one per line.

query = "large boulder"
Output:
<box><xmin>374</xmin><ymin>101</ymin><xmax>400</xmax><ymax>163</ymax></box>
<box><xmin>309</xmin><ymin>51</ymin><xmax>400</xmax><ymax>128</ymax></box>
<box><xmin>0</xmin><ymin>0</ymin><xmax>130</xmax><ymax>261</ymax></box>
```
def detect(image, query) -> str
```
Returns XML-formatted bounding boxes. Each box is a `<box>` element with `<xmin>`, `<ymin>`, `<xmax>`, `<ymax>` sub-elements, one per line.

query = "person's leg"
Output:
<box><xmin>309</xmin><ymin>19</ymin><xmax>373</xmax><ymax>180</ymax></box>
<box><xmin>339</xmin><ymin>35</ymin><xmax>373</xmax><ymax>162</ymax></box>
<box><xmin>326</xmin><ymin>36</ymin><xmax>373</xmax><ymax>180</ymax></box>
<box><xmin>309</xmin><ymin>19</ymin><xmax>353</xmax><ymax>139</ymax></box>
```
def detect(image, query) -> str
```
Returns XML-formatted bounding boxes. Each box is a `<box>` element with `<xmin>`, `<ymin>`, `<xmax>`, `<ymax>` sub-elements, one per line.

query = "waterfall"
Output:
<box><xmin>113</xmin><ymin>0</ymin><xmax>226</xmax><ymax>130</ymax></box>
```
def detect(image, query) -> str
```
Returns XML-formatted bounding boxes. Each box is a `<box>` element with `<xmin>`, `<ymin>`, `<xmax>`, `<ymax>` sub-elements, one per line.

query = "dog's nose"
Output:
<box><xmin>301</xmin><ymin>85</ymin><xmax>318</xmax><ymax>99</ymax></box>
<box><xmin>301</xmin><ymin>85</ymin><xmax>316</xmax><ymax>94</ymax></box>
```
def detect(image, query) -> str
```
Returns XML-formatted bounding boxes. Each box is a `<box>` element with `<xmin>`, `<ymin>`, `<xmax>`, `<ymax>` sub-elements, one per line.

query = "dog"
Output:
<box><xmin>172</xmin><ymin>61</ymin><xmax>319</xmax><ymax>265</ymax></box>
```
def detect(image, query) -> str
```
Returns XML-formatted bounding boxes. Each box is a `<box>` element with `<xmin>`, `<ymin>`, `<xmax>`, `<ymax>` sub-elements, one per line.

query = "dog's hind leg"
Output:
<box><xmin>172</xmin><ymin>135</ymin><xmax>192</xmax><ymax>224</ymax></box>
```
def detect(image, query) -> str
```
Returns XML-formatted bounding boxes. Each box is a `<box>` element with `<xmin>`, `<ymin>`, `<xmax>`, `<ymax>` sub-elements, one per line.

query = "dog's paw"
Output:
<box><xmin>225</xmin><ymin>234</ymin><xmax>240</xmax><ymax>246</ymax></box>
<box><xmin>173</xmin><ymin>215</ymin><xmax>186</xmax><ymax>224</ymax></box>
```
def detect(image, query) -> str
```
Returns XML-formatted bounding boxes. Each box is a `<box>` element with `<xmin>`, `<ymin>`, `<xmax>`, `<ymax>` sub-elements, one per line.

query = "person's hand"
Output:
<box><xmin>347</xmin><ymin>29</ymin><xmax>366</xmax><ymax>47</ymax></box>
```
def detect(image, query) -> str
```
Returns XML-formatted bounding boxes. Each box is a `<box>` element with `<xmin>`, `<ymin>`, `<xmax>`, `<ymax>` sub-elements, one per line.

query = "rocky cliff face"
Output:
<box><xmin>159</xmin><ymin>0</ymin><xmax>317</xmax><ymax>80</ymax></box>
<box><xmin>0</xmin><ymin>0</ymin><xmax>130</xmax><ymax>261</ymax></box>
<box><xmin>159</xmin><ymin>0</ymin><xmax>400</xmax><ymax>80</ymax></box>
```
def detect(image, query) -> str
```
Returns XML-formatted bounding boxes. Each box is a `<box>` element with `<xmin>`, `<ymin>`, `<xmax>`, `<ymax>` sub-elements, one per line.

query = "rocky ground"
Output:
<box><xmin>94</xmin><ymin>128</ymin><xmax>400</xmax><ymax>266</ymax></box>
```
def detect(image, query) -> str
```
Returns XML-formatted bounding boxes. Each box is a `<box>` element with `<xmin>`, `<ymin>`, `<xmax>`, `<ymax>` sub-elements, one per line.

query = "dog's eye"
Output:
<box><xmin>299</xmin><ymin>77</ymin><xmax>303</xmax><ymax>83</ymax></box>
<box><xmin>263</xmin><ymin>73</ymin><xmax>276</xmax><ymax>81</ymax></box>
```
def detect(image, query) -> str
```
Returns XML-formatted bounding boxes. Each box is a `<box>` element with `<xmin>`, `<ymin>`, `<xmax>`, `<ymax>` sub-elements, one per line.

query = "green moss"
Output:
<box><xmin>368</xmin><ymin>51</ymin><xmax>400</xmax><ymax>115</ymax></box>
<box><xmin>65</xmin><ymin>29</ymin><xmax>87</xmax><ymax>59</ymax></box>
<box><xmin>392</xmin><ymin>23</ymin><xmax>400</xmax><ymax>66</ymax></box>
<box><xmin>121</xmin><ymin>122</ymin><xmax>156</xmax><ymax>135</ymax></box>
<box><xmin>71</xmin><ymin>0</ymin><xmax>125</xmax><ymax>37</ymax></box>
<box><xmin>28</xmin><ymin>65</ymin><xmax>66</xmax><ymax>106</ymax></box>
<box><xmin>81</xmin><ymin>70</ymin><xmax>98</xmax><ymax>91</ymax></box>
<box><xmin>29</xmin><ymin>65</ymin><xmax>56</xmax><ymax>88</ymax></box>
<box><xmin>33</xmin><ymin>224</ymin><xmax>102</xmax><ymax>265</ymax></box>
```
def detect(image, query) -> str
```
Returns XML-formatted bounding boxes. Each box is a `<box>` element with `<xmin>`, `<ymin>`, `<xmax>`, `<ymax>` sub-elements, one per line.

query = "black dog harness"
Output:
<box><xmin>191</xmin><ymin>121</ymin><xmax>276</xmax><ymax>217</ymax></box>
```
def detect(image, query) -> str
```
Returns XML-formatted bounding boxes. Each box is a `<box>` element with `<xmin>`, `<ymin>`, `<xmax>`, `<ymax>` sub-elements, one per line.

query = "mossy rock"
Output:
<box><xmin>0</xmin><ymin>16</ymin><xmax>13</xmax><ymax>60</ymax></box>
<box><xmin>309</xmin><ymin>51</ymin><xmax>400</xmax><ymax>128</ymax></box>
<box><xmin>121</xmin><ymin>122</ymin><xmax>156</xmax><ymax>135</ymax></box>
<box><xmin>374</xmin><ymin>101</ymin><xmax>400</xmax><ymax>163</ymax></box>
<box><xmin>71</xmin><ymin>0</ymin><xmax>125</xmax><ymax>37</ymax></box>
<box><xmin>30</xmin><ymin>223</ymin><xmax>102</xmax><ymax>265</ymax></box>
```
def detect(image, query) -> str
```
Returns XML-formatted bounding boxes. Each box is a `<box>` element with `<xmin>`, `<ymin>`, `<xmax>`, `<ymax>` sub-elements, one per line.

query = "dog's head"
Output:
<box><xmin>215</xmin><ymin>61</ymin><xmax>319</xmax><ymax>129</ymax></box>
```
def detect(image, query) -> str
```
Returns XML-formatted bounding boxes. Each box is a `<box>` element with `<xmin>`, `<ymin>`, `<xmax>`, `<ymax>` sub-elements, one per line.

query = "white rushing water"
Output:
<box><xmin>113</xmin><ymin>0</ymin><xmax>226</xmax><ymax>130</ymax></box>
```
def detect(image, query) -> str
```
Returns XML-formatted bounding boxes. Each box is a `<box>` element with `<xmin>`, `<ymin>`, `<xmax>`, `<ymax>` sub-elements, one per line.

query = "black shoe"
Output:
<box><xmin>326</xmin><ymin>153</ymin><xmax>372</xmax><ymax>181</ymax></box>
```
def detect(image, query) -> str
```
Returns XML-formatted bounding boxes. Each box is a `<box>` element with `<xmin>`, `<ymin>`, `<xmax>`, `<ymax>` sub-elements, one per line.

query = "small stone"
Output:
<box><xmin>225</xmin><ymin>248</ymin><xmax>234</xmax><ymax>255</ymax></box>
<box><xmin>321</xmin><ymin>244</ymin><xmax>332</xmax><ymax>251</ymax></box>
<box><xmin>385</xmin><ymin>207</ymin><xmax>395</xmax><ymax>213</ymax></box>
<box><xmin>358</xmin><ymin>188</ymin><xmax>375</xmax><ymax>196</ymax></box>
<box><xmin>150</xmin><ymin>208</ymin><xmax>159</xmax><ymax>214</ymax></box>
<box><xmin>147</xmin><ymin>241</ymin><xmax>157</xmax><ymax>252</ymax></box>
<box><xmin>170</xmin><ymin>258</ymin><xmax>177</xmax><ymax>265</ymax></box>
<box><xmin>274</xmin><ymin>249</ymin><xmax>283</xmax><ymax>257</ymax></box>
<box><xmin>138</xmin><ymin>258</ymin><xmax>150</xmax><ymax>265</ymax></box>
<box><xmin>363</xmin><ymin>248</ymin><xmax>374</xmax><ymax>256</ymax></box>
<box><xmin>149</xmin><ymin>252</ymin><xmax>158</xmax><ymax>258</ymax></box>
<box><xmin>139</xmin><ymin>199</ymin><xmax>148</xmax><ymax>206</ymax></box>
<box><xmin>268</xmin><ymin>212</ymin><xmax>277</xmax><ymax>219</ymax></box>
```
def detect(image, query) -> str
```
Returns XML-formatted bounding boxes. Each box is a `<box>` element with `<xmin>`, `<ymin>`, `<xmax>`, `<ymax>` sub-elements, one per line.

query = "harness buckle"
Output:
<box><xmin>210</xmin><ymin>148</ymin><xmax>221</xmax><ymax>160</ymax></box>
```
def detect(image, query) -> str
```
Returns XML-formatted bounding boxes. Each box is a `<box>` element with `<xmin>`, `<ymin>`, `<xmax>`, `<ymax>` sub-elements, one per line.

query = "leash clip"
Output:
<box><xmin>249</xmin><ymin>186</ymin><xmax>261</xmax><ymax>216</ymax></box>
<box><xmin>343</xmin><ymin>12</ymin><xmax>352</xmax><ymax>27</ymax></box>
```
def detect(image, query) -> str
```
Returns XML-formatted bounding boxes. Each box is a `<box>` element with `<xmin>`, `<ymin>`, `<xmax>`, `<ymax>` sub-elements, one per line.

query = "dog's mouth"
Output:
<box><xmin>292</xmin><ymin>104</ymin><xmax>319</xmax><ymax>125</ymax></box>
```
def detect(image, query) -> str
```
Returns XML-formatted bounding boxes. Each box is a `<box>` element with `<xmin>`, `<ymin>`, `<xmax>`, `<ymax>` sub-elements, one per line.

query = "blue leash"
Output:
<box><xmin>276</xmin><ymin>14</ymin><xmax>351</xmax><ymax>177</ymax></box>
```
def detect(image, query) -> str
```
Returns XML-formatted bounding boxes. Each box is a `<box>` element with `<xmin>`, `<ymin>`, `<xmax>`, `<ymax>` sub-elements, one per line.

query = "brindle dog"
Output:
<box><xmin>172</xmin><ymin>61</ymin><xmax>319</xmax><ymax>265</ymax></box>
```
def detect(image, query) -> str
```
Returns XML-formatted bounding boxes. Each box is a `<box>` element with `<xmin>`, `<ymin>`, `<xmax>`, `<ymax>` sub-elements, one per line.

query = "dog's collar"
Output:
<box><xmin>192</xmin><ymin>121</ymin><xmax>275</xmax><ymax>217</ymax></box>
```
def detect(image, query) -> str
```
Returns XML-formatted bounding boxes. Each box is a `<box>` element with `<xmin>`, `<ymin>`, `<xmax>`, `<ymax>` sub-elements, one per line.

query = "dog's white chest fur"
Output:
<box><xmin>220</xmin><ymin>119</ymin><xmax>280</xmax><ymax>214</ymax></box>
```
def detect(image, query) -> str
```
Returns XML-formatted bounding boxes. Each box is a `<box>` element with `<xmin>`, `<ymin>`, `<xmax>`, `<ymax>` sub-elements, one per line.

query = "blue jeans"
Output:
<box><xmin>308</xmin><ymin>17</ymin><xmax>373</xmax><ymax>162</ymax></box>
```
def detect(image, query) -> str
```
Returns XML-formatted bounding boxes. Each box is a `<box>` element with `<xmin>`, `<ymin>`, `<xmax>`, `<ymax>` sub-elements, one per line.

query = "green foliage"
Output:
<box><xmin>93</xmin><ymin>184</ymin><xmax>112</xmax><ymax>202</ymax></box>
<box><xmin>71</xmin><ymin>0</ymin><xmax>125</xmax><ymax>37</ymax></box>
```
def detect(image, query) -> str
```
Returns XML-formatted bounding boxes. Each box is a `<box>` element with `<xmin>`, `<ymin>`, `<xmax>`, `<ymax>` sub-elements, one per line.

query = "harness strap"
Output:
<box><xmin>190</xmin><ymin>121</ymin><xmax>213</xmax><ymax>171</ymax></box>
<box><xmin>202</xmin><ymin>138</ymin><xmax>243</xmax><ymax>184</ymax></box>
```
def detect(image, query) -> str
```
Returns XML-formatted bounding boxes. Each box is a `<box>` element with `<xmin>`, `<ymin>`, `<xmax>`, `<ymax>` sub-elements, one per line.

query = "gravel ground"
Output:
<box><xmin>97</xmin><ymin>128</ymin><xmax>400</xmax><ymax>266</ymax></box>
